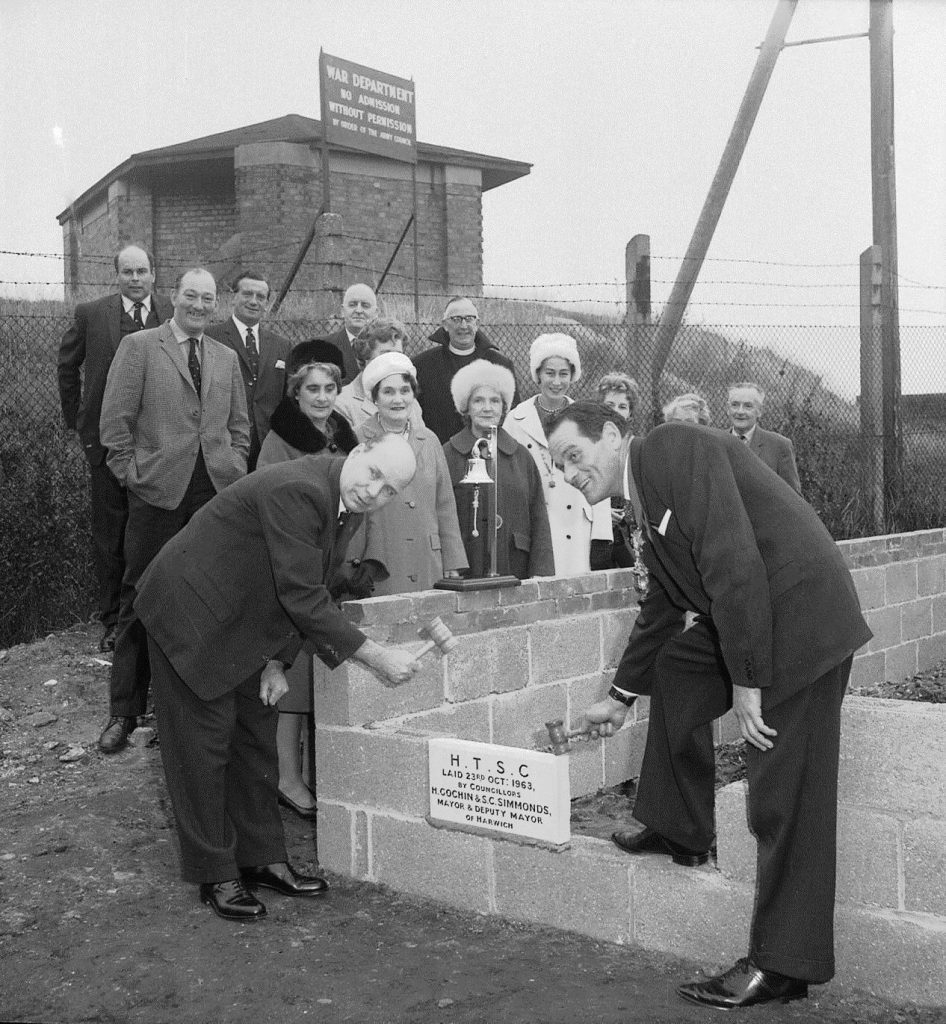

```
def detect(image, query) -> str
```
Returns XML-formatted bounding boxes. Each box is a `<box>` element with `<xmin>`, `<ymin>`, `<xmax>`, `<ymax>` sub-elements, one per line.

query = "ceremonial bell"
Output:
<box><xmin>458</xmin><ymin>449</ymin><xmax>493</xmax><ymax>486</ymax></box>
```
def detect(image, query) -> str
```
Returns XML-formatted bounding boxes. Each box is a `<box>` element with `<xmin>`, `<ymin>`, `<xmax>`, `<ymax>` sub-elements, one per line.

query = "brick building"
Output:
<box><xmin>56</xmin><ymin>114</ymin><xmax>530</xmax><ymax>309</ymax></box>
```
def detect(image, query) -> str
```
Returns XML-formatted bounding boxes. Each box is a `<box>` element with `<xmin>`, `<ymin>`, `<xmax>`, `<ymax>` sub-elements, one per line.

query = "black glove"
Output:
<box><xmin>328</xmin><ymin>558</ymin><xmax>390</xmax><ymax>602</ymax></box>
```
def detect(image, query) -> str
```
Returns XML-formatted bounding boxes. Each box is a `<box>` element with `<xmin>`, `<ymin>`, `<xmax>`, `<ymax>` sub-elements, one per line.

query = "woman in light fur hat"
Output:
<box><xmin>351</xmin><ymin>351</ymin><xmax>468</xmax><ymax>594</ymax></box>
<box><xmin>443</xmin><ymin>360</ymin><xmax>554</xmax><ymax>580</ymax></box>
<box><xmin>503</xmin><ymin>334</ymin><xmax>613</xmax><ymax>575</ymax></box>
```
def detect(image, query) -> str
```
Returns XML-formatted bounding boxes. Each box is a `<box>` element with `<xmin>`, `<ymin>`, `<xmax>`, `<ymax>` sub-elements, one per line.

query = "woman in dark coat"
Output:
<box><xmin>256</xmin><ymin>339</ymin><xmax>358</xmax><ymax>819</ymax></box>
<box><xmin>444</xmin><ymin>360</ymin><xmax>553</xmax><ymax>580</ymax></box>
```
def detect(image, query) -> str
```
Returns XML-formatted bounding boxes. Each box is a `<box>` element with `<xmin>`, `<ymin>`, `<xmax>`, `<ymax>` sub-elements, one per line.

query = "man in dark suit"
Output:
<box><xmin>207</xmin><ymin>269</ymin><xmax>292</xmax><ymax>470</ymax></box>
<box><xmin>134</xmin><ymin>433</ymin><xmax>419</xmax><ymax>921</ymax></box>
<box><xmin>319</xmin><ymin>282</ymin><xmax>376</xmax><ymax>384</ymax></box>
<box><xmin>97</xmin><ymin>267</ymin><xmax>250</xmax><ymax>754</ymax></box>
<box><xmin>413</xmin><ymin>296</ymin><xmax>520</xmax><ymax>444</ymax></box>
<box><xmin>547</xmin><ymin>403</ymin><xmax>871</xmax><ymax>1010</ymax></box>
<box><xmin>727</xmin><ymin>382</ymin><xmax>801</xmax><ymax>493</ymax></box>
<box><xmin>57</xmin><ymin>245</ymin><xmax>172</xmax><ymax>652</ymax></box>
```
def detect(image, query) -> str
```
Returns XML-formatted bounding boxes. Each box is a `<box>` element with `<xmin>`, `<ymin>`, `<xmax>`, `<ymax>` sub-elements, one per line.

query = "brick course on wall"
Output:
<box><xmin>312</xmin><ymin>528</ymin><xmax>946</xmax><ymax>1006</ymax></box>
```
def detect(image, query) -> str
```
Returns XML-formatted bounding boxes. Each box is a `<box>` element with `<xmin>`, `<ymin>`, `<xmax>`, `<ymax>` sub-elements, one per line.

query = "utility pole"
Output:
<box><xmin>869</xmin><ymin>0</ymin><xmax>902</xmax><ymax>508</ymax></box>
<box><xmin>650</xmin><ymin>0</ymin><xmax>798</xmax><ymax>381</ymax></box>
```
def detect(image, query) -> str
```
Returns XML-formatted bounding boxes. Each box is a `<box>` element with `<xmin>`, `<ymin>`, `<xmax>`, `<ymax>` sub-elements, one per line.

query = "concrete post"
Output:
<box><xmin>625</xmin><ymin>234</ymin><xmax>656</xmax><ymax>427</ymax></box>
<box><xmin>317</xmin><ymin>212</ymin><xmax>345</xmax><ymax>318</ymax></box>
<box><xmin>860</xmin><ymin>245</ymin><xmax>884</xmax><ymax>533</ymax></box>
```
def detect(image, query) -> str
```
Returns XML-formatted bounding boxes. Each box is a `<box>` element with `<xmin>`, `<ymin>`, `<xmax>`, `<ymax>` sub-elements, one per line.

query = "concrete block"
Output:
<box><xmin>589</xmin><ymin>589</ymin><xmax>635</xmax><ymax>612</ymax></box>
<box><xmin>715</xmin><ymin>709</ymin><xmax>742</xmax><ymax>744</ymax></box>
<box><xmin>491</xmin><ymin>682</ymin><xmax>569</xmax><ymax>751</ymax></box>
<box><xmin>371</xmin><ymin>814</ymin><xmax>493</xmax><ymax>913</ymax></box>
<box><xmin>447</xmin><ymin>627</ymin><xmax>530</xmax><ymax>702</ymax></box>
<box><xmin>835</xmin><ymin>905</ymin><xmax>946</xmax><ymax>1006</ymax></box>
<box><xmin>849</xmin><ymin>651</ymin><xmax>885</xmax><ymax>688</ymax></box>
<box><xmin>315</xmin><ymin>801</ymin><xmax>359</xmax><ymax>877</ymax></box>
<box><xmin>850</xmin><ymin>565</ymin><xmax>887</xmax><ymax>610</ymax></box>
<box><xmin>499</xmin><ymin>579</ymin><xmax>539</xmax><ymax>605</ymax></box>
<box><xmin>456</xmin><ymin>588</ymin><xmax>502</xmax><ymax>612</ymax></box>
<box><xmin>917</xmin><ymin>554</ymin><xmax>946</xmax><ymax>597</ymax></box>
<box><xmin>902</xmin><ymin>818</ymin><xmax>946</xmax><ymax>916</ymax></box>
<box><xmin>555</xmin><ymin>595</ymin><xmax>593</xmax><ymax>615</ymax></box>
<box><xmin>864</xmin><ymin>605</ymin><xmax>901</xmax><ymax>653</ymax></box>
<box><xmin>601</xmin><ymin>609</ymin><xmax>638</xmax><ymax>668</ymax></box>
<box><xmin>632</xmin><ymin>859</ymin><xmax>754</xmax><ymax>967</ymax></box>
<box><xmin>839</xmin><ymin>697</ymin><xmax>946</xmax><ymax>816</ymax></box>
<box><xmin>836</xmin><ymin>805</ymin><xmax>899</xmax><ymax>908</ymax></box>
<box><xmin>933</xmin><ymin>594</ymin><xmax>946</xmax><ymax>633</ymax></box>
<box><xmin>313</xmin><ymin>651</ymin><xmax>444</xmax><ymax>727</ymax></box>
<box><xmin>884</xmin><ymin>640</ymin><xmax>918</xmax><ymax>682</ymax></box>
<box><xmin>901</xmin><ymin>597</ymin><xmax>933</xmax><ymax>642</ymax></box>
<box><xmin>566</xmin><ymin>736</ymin><xmax>604</xmax><ymax>799</ymax></box>
<box><xmin>918</xmin><ymin>632</ymin><xmax>946</xmax><ymax>670</ymax></box>
<box><xmin>530</xmin><ymin>617</ymin><xmax>601</xmax><ymax>683</ymax></box>
<box><xmin>493</xmin><ymin>839</ymin><xmax>633</xmax><ymax>943</ymax></box>
<box><xmin>885</xmin><ymin>560</ymin><xmax>918</xmax><ymax>604</ymax></box>
<box><xmin>535</xmin><ymin>574</ymin><xmax>608</xmax><ymax>599</ymax></box>
<box><xmin>602</xmin><ymin>720</ymin><xmax>647</xmax><ymax>790</ymax></box>
<box><xmin>408</xmin><ymin>590</ymin><xmax>458</xmax><ymax>622</ymax></box>
<box><xmin>342</xmin><ymin>593</ymin><xmax>413</xmax><ymax>627</ymax></box>
<box><xmin>565</xmin><ymin>673</ymin><xmax>610</xmax><ymax>728</ymax></box>
<box><xmin>316</xmin><ymin>728</ymin><xmax>428</xmax><ymax>816</ymax></box>
<box><xmin>715</xmin><ymin>782</ymin><xmax>754</xmax><ymax>883</ymax></box>
<box><xmin>402</xmin><ymin>701</ymin><xmax>491</xmax><ymax>743</ymax></box>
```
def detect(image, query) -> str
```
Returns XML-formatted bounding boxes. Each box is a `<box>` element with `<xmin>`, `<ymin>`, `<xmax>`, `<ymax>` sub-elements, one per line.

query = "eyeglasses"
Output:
<box><xmin>447</xmin><ymin>314</ymin><xmax>478</xmax><ymax>326</ymax></box>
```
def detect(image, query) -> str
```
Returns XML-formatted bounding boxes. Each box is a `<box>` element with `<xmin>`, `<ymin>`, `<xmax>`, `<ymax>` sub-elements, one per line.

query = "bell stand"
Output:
<box><xmin>435</xmin><ymin>425</ymin><xmax>520</xmax><ymax>592</ymax></box>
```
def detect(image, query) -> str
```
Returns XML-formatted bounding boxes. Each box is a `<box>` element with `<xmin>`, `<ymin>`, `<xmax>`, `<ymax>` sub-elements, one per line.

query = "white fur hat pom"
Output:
<box><xmin>362</xmin><ymin>351</ymin><xmax>417</xmax><ymax>397</ymax></box>
<box><xmin>528</xmin><ymin>333</ymin><xmax>582</xmax><ymax>384</ymax></box>
<box><xmin>450</xmin><ymin>359</ymin><xmax>516</xmax><ymax>416</ymax></box>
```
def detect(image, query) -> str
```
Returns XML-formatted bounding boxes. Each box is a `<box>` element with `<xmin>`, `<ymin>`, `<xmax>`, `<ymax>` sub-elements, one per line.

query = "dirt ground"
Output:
<box><xmin>1</xmin><ymin>623</ymin><xmax>943</xmax><ymax>1024</ymax></box>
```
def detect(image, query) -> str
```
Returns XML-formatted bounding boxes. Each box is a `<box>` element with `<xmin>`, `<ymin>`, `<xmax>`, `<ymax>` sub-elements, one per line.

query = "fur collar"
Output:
<box><xmin>268</xmin><ymin>395</ymin><xmax>358</xmax><ymax>455</ymax></box>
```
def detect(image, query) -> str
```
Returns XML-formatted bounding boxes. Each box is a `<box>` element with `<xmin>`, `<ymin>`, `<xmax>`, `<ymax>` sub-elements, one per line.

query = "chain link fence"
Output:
<box><xmin>2</xmin><ymin>311</ymin><xmax>944</xmax><ymax>648</ymax></box>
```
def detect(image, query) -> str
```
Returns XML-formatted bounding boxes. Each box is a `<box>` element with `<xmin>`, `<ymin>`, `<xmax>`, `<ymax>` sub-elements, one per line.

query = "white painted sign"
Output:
<box><xmin>428</xmin><ymin>738</ymin><xmax>571</xmax><ymax>845</ymax></box>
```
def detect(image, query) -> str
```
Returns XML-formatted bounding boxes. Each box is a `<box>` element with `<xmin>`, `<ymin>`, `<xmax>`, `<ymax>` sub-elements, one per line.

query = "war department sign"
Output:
<box><xmin>319</xmin><ymin>51</ymin><xmax>417</xmax><ymax>163</ymax></box>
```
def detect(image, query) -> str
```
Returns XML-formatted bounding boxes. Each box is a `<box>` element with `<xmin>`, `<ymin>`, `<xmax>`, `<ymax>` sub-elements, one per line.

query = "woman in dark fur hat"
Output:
<box><xmin>256</xmin><ymin>339</ymin><xmax>358</xmax><ymax>819</ymax></box>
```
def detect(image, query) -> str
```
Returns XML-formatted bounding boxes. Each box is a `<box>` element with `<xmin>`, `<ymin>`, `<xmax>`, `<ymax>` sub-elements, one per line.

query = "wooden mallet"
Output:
<box><xmin>415</xmin><ymin>616</ymin><xmax>459</xmax><ymax>661</ymax></box>
<box><xmin>545</xmin><ymin>719</ymin><xmax>599</xmax><ymax>756</ymax></box>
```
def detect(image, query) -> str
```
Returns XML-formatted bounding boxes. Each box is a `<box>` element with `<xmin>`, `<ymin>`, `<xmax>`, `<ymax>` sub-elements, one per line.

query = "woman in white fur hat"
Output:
<box><xmin>353</xmin><ymin>351</ymin><xmax>467</xmax><ymax>594</ymax></box>
<box><xmin>503</xmin><ymin>334</ymin><xmax>613</xmax><ymax>575</ymax></box>
<box><xmin>444</xmin><ymin>360</ymin><xmax>553</xmax><ymax>580</ymax></box>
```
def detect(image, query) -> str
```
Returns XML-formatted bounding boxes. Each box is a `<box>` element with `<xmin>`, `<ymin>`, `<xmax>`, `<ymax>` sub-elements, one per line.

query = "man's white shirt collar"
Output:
<box><xmin>732</xmin><ymin>425</ymin><xmax>757</xmax><ymax>444</ymax></box>
<box><xmin>122</xmin><ymin>295</ymin><xmax>152</xmax><ymax>316</ymax></box>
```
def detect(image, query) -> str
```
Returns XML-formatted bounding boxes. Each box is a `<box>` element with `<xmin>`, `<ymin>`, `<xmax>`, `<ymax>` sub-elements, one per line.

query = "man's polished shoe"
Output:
<box><xmin>611</xmin><ymin>827</ymin><xmax>711</xmax><ymax>867</ymax></box>
<box><xmin>277</xmin><ymin>788</ymin><xmax>318</xmax><ymax>820</ymax></box>
<box><xmin>242</xmin><ymin>862</ymin><xmax>329</xmax><ymax>898</ymax></box>
<box><xmin>99</xmin><ymin>624</ymin><xmax>116</xmax><ymax>653</ymax></box>
<box><xmin>97</xmin><ymin>716</ymin><xmax>136</xmax><ymax>754</ymax></box>
<box><xmin>678</xmin><ymin>958</ymin><xmax>808</xmax><ymax>1009</ymax></box>
<box><xmin>199</xmin><ymin>878</ymin><xmax>266</xmax><ymax>921</ymax></box>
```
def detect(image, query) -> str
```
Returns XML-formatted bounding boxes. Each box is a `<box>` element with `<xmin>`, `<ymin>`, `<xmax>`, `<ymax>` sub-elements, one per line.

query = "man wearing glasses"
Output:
<box><xmin>413</xmin><ymin>296</ymin><xmax>519</xmax><ymax>443</ymax></box>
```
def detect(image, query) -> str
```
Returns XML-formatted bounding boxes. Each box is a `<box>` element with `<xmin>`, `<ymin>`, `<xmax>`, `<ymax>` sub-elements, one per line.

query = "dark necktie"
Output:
<box><xmin>132</xmin><ymin>302</ymin><xmax>144</xmax><ymax>329</ymax></box>
<box><xmin>739</xmin><ymin>433</ymin><xmax>748</xmax><ymax>443</ymax></box>
<box><xmin>337</xmin><ymin>511</ymin><xmax>351</xmax><ymax>530</ymax></box>
<box><xmin>245</xmin><ymin>327</ymin><xmax>260</xmax><ymax>379</ymax></box>
<box><xmin>187</xmin><ymin>338</ymin><xmax>202</xmax><ymax>397</ymax></box>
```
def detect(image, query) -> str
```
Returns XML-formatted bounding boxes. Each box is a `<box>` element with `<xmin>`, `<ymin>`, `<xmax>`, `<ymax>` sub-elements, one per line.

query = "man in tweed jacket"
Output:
<box><xmin>97</xmin><ymin>267</ymin><xmax>250</xmax><ymax>754</ymax></box>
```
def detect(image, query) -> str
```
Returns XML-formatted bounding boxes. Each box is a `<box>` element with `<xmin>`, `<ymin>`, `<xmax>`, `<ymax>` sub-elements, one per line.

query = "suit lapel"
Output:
<box><xmin>161</xmin><ymin>324</ymin><xmax>197</xmax><ymax>393</ymax></box>
<box><xmin>107</xmin><ymin>293</ymin><xmax>124</xmax><ymax>354</ymax></box>
<box><xmin>226</xmin><ymin>319</ymin><xmax>253</xmax><ymax>374</ymax></box>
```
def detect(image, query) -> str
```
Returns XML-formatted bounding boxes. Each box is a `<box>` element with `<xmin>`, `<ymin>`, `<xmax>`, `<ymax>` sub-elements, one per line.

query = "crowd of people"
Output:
<box><xmin>57</xmin><ymin>244</ymin><xmax>868</xmax><ymax>1010</ymax></box>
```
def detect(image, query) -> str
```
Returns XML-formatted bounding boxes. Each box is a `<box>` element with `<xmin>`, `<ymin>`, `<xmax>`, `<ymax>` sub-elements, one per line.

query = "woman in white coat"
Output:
<box><xmin>503</xmin><ymin>333</ymin><xmax>612</xmax><ymax>575</ymax></box>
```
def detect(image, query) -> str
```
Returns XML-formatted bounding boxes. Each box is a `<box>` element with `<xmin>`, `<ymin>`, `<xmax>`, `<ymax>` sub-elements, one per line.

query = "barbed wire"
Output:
<box><xmin>3</xmin><ymin>245</ymin><xmax>943</xmax><ymax>291</ymax></box>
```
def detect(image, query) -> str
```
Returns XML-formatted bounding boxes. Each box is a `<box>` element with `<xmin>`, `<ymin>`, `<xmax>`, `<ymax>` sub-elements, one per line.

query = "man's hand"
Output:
<box><xmin>732</xmin><ymin>685</ymin><xmax>777</xmax><ymax>751</ymax></box>
<box><xmin>584</xmin><ymin>696</ymin><xmax>629</xmax><ymax>737</ymax></box>
<box><xmin>259</xmin><ymin>660</ymin><xmax>289</xmax><ymax>706</ymax></box>
<box><xmin>353</xmin><ymin>639</ymin><xmax>419</xmax><ymax>688</ymax></box>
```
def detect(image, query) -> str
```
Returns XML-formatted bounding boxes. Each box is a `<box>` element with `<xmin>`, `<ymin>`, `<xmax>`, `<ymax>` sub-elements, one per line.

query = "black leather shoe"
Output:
<box><xmin>611</xmin><ymin>827</ymin><xmax>711</xmax><ymax>867</ymax></box>
<box><xmin>678</xmin><ymin>958</ymin><xmax>808</xmax><ymax>1009</ymax></box>
<box><xmin>199</xmin><ymin>878</ymin><xmax>266</xmax><ymax>921</ymax></box>
<box><xmin>99</xmin><ymin>624</ymin><xmax>116</xmax><ymax>653</ymax></box>
<box><xmin>97</xmin><ymin>716</ymin><xmax>136</xmax><ymax>754</ymax></box>
<box><xmin>242</xmin><ymin>862</ymin><xmax>329</xmax><ymax>898</ymax></box>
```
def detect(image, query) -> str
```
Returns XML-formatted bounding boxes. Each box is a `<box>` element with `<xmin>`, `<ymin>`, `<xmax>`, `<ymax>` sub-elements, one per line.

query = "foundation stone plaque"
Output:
<box><xmin>428</xmin><ymin>738</ymin><xmax>570</xmax><ymax>845</ymax></box>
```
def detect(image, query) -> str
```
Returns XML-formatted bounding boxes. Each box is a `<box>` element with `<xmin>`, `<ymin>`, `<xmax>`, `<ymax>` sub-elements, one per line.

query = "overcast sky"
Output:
<box><xmin>1</xmin><ymin>0</ymin><xmax>943</xmax><ymax>393</ymax></box>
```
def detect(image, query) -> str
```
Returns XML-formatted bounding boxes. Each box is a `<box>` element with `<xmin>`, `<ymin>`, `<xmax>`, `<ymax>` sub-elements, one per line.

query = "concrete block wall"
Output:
<box><xmin>314</xmin><ymin>529</ymin><xmax>946</xmax><ymax>1006</ymax></box>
